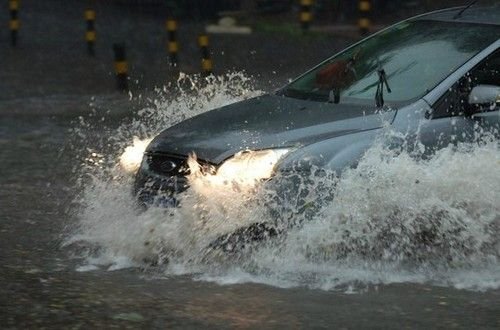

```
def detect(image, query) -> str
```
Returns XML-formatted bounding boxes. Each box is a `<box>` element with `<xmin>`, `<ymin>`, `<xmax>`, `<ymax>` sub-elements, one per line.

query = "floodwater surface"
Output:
<box><xmin>1</xmin><ymin>74</ymin><xmax>500</xmax><ymax>328</ymax></box>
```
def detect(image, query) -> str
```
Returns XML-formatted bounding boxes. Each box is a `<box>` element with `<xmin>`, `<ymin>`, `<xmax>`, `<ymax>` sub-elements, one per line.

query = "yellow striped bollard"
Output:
<box><xmin>9</xmin><ymin>0</ymin><xmax>20</xmax><ymax>46</ymax></box>
<box><xmin>198</xmin><ymin>34</ymin><xmax>212</xmax><ymax>76</ymax></box>
<box><xmin>166</xmin><ymin>18</ymin><xmax>178</xmax><ymax>66</ymax></box>
<box><xmin>85</xmin><ymin>8</ymin><xmax>96</xmax><ymax>56</ymax></box>
<box><xmin>299</xmin><ymin>0</ymin><xmax>313</xmax><ymax>33</ymax></box>
<box><xmin>113</xmin><ymin>43</ymin><xmax>128</xmax><ymax>91</ymax></box>
<box><xmin>358</xmin><ymin>0</ymin><xmax>372</xmax><ymax>35</ymax></box>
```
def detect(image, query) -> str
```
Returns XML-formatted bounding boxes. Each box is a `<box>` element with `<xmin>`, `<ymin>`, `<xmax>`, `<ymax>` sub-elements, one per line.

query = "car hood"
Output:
<box><xmin>147</xmin><ymin>94</ymin><xmax>396</xmax><ymax>164</ymax></box>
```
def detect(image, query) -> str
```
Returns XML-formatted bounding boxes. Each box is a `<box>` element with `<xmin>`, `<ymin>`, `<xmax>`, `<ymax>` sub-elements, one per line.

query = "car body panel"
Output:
<box><xmin>277</xmin><ymin>127</ymin><xmax>382</xmax><ymax>173</ymax></box>
<box><xmin>277</xmin><ymin>99</ymin><xmax>433</xmax><ymax>173</ymax></box>
<box><xmin>137</xmin><ymin>4</ymin><xmax>500</xmax><ymax>209</ymax></box>
<box><xmin>146</xmin><ymin>94</ymin><xmax>396</xmax><ymax>164</ymax></box>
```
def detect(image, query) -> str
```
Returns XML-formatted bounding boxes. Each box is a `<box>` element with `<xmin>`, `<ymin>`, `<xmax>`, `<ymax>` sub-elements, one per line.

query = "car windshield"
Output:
<box><xmin>282</xmin><ymin>20</ymin><xmax>500</xmax><ymax>104</ymax></box>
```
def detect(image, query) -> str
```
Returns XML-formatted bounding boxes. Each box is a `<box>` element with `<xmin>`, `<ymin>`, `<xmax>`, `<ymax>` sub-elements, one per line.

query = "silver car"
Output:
<box><xmin>134</xmin><ymin>4</ymin><xmax>500</xmax><ymax>249</ymax></box>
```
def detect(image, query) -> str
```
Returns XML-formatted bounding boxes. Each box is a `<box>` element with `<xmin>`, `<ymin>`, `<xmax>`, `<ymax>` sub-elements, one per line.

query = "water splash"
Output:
<box><xmin>66</xmin><ymin>72</ymin><xmax>500</xmax><ymax>291</ymax></box>
<box><xmin>245</xmin><ymin>139</ymin><xmax>500</xmax><ymax>291</ymax></box>
<box><xmin>67</xmin><ymin>72</ymin><xmax>265</xmax><ymax>267</ymax></box>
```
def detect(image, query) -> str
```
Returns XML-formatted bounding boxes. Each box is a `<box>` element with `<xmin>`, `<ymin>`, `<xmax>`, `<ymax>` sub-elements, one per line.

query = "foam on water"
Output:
<box><xmin>66</xmin><ymin>73</ymin><xmax>500</xmax><ymax>292</ymax></box>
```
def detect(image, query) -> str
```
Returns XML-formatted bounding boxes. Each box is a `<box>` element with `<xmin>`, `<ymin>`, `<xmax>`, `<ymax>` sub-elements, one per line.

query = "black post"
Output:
<box><xmin>113</xmin><ymin>43</ymin><xmax>128</xmax><ymax>91</ymax></box>
<box><xmin>9</xmin><ymin>0</ymin><xmax>19</xmax><ymax>46</ymax></box>
<box><xmin>166</xmin><ymin>18</ymin><xmax>178</xmax><ymax>66</ymax></box>
<box><xmin>299</xmin><ymin>0</ymin><xmax>313</xmax><ymax>33</ymax></box>
<box><xmin>358</xmin><ymin>0</ymin><xmax>372</xmax><ymax>35</ymax></box>
<box><xmin>198</xmin><ymin>34</ymin><xmax>212</xmax><ymax>75</ymax></box>
<box><xmin>85</xmin><ymin>9</ymin><xmax>96</xmax><ymax>56</ymax></box>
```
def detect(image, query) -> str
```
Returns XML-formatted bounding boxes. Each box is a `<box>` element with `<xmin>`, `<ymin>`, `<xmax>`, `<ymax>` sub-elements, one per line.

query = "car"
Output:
<box><xmin>133</xmin><ymin>4</ymin><xmax>500</xmax><ymax>252</ymax></box>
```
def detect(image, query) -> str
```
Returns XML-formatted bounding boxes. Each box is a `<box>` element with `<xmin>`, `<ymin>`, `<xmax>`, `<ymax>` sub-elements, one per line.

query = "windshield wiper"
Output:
<box><xmin>375</xmin><ymin>66</ymin><xmax>391</xmax><ymax>108</ymax></box>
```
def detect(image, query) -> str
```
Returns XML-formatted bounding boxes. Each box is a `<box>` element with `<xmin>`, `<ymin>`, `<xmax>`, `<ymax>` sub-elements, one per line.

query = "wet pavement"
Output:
<box><xmin>1</xmin><ymin>1</ymin><xmax>500</xmax><ymax>329</ymax></box>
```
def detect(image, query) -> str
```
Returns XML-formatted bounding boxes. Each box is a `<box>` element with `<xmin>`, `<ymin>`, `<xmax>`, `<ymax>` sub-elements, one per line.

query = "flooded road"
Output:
<box><xmin>1</xmin><ymin>0</ymin><xmax>500</xmax><ymax>328</ymax></box>
<box><xmin>1</xmin><ymin>86</ymin><xmax>500</xmax><ymax>328</ymax></box>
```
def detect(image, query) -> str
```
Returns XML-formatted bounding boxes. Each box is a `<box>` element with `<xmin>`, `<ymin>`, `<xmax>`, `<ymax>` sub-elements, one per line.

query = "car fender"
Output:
<box><xmin>278</xmin><ymin>128</ymin><xmax>383</xmax><ymax>175</ymax></box>
<box><xmin>277</xmin><ymin>99</ymin><xmax>433</xmax><ymax>175</ymax></box>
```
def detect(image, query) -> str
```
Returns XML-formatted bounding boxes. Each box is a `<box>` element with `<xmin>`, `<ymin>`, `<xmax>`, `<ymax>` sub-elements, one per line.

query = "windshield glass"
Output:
<box><xmin>282</xmin><ymin>20</ymin><xmax>500</xmax><ymax>104</ymax></box>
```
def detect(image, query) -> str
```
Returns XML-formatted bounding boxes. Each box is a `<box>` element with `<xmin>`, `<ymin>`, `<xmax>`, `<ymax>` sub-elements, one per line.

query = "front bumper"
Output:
<box><xmin>134</xmin><ymin>151</ymin><xmax>332</xmax><ymax>219</ymax></box>
<box><xmin>133</xmin><ymin>152</ymin><xmax>192</xmax><ymax>207</ymax></box>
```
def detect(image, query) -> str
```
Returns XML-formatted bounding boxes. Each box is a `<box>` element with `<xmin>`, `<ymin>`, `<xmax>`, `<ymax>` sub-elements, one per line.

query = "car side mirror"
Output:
<box><xmin>468</xmin><ymin>85</ymin><xmax>500</xmax><ymax>111</ymax></box>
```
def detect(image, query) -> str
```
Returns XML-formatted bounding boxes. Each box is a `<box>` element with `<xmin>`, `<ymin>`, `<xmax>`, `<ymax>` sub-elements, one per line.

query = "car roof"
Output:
<box><xmin>414</xmin><ymin>4</ymin><xmax>500</xmax><ymax>26</ymax></box>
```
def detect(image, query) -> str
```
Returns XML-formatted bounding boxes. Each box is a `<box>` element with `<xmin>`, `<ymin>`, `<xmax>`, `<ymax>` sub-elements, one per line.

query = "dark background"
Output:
<box><xmin>2</xmin><ymin>0</ymin><xmax>493</xmax><ymax>103</ymax></box>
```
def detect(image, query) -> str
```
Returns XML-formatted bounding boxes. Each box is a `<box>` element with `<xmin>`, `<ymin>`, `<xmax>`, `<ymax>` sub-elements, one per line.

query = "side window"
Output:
<box><xmin>432</xmin><ymin>49</ymin><xmax>500</xmax><ymax>119</ymax></box>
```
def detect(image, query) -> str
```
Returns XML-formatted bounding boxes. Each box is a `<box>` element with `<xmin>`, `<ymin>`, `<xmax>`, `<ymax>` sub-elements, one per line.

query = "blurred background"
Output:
<box><xmin>1</xmin><ymin>0</ymin><xmax>495</xmax><ymax>107</ymax></box>
<box><xmin>112</xmin><ymin>0</ymin><xmax>472</xmax><ymax>19</ymax></box>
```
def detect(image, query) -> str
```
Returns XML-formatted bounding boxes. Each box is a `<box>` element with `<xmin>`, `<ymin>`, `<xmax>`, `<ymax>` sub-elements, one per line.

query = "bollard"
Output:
<box><xmin>198</xmin><ymin>34</ymin><xmax>212</xmax><ymax>75</ymax></box>
<box><xmin>358</xmin><ymin>0</ymin><xmax>371</xmax><ymax>36</ymax></box>
<box><xmin>9</xmin><ymin>0</ymin><xmax>19</xmax><ymax>46</ymax></box>
<box><xmin>85</xmin><ymin>8</ymin><xmax>96</xmax><ymax>56</ymax></box>
<box><xmin>299</xmin><ymin>0</ymin><xmax>313</xmax><ymax>33</ymax></box>
<box><xmin>113</xmin><ymin>43</ymin><xmax>128</xmax><ymax>91</ymax></box>
<box><xmin>166</xmin><ymin>18</ymin><xmax>178</xmax><ymax>66</ymax></box>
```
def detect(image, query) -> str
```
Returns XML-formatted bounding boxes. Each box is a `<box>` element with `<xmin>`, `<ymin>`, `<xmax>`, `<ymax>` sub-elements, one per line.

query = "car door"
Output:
<box><xmin>468</xmin><ymin>49</ymin><xmax>500</xmax><ymax>137</ymax></box>
<box><xmin>419</xmin><ymin>48</ymin><xmax>500</xmax><ymax>152</ymax></box>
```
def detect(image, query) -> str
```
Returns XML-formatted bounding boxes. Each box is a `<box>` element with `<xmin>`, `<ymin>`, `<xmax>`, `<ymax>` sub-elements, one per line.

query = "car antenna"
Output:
<box><xmin>453</xmin><ymin>0</ymin><xmax>478</xmax><ymax>19</ymax></box>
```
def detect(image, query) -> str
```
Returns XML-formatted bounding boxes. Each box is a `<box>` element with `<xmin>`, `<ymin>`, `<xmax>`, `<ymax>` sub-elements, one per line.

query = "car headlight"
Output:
<box><xmin>119</xmin><ymin>137</ymin><xmax>153</xmax><ymax>174</ymax></box>
<box><xmin>214</xmin><ymin>148</ymin><xmax>291</xmax><ymax>186</ymax></box>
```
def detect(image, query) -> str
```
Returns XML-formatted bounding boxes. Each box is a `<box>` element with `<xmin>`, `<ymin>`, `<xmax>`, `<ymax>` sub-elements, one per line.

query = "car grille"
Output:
<box><xmin>136</xmin><ymin>152</ymin><xmax>215</xmax><ymax>204</ymax></box>
<box><xmin>146</xmin><ymin>153</ymin><xmax>190</xmax><ymax>177</ymax></box>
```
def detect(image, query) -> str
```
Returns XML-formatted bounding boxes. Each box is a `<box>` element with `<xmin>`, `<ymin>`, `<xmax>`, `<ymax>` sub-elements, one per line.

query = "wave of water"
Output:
<box><xmin>66</xmin><ymin>73</ymin><xmax>500</xmax><ymax>292</ymax></box>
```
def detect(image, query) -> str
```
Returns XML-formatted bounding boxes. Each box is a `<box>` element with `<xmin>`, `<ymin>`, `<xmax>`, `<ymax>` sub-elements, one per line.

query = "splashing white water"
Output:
<box><xmin>67</xmin><ymin>72</ymin><xmax>500</xmax><ymax>291</ymax></box>
<box><xmin>243</xmin><ymin>140</ymin><xmax>500</xmax><ymax>291</ymax></box>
